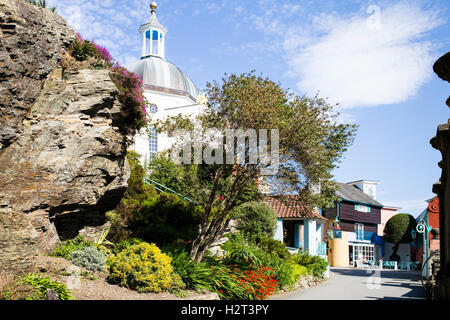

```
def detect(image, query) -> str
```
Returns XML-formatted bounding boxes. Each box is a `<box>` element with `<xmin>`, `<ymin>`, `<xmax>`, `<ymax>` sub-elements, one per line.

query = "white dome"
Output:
<box><xmin>126</xmin><ymin>56</ymin><xmax>199</xmax><ymax>101</ymax></box>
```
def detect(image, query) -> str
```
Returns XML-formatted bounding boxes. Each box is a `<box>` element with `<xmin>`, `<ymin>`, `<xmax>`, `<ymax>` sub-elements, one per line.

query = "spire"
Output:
<box><xmin>139</xmin><ymin>1</ymin><xmax>167</xmax><ymax>59</ymax></box>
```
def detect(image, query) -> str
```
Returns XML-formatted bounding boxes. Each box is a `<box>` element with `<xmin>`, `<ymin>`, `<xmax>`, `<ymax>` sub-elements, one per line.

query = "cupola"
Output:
<box><xmin>139</xmin><ymin>2</ymin><xmax>167</xmax><ymax>59</ymax></box>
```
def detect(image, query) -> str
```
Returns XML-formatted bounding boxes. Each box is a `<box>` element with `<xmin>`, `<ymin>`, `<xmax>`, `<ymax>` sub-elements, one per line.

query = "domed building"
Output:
<box><xmin>126</xmin><ymin>2</ymin><xmax>205</xmax><ymax>165</ymax></box>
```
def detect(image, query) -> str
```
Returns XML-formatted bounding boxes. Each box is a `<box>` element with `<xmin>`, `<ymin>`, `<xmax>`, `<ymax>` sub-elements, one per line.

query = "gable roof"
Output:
<box><xmin>264</xmin><ymin>195</ymin><xmax>327</xmax><ymax>222</ymax></box>
<box><xmin>335</xmin><ymin>182</ymin><xmax>383</xmax><ymax>207</ymax></box>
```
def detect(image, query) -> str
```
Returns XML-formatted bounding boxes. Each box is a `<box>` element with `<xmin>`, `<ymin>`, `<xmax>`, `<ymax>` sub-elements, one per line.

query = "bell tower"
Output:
<box><xmin>139</xmin><ymin>2</ymin><xmax>167</xmax><ymax>60</ymax></box>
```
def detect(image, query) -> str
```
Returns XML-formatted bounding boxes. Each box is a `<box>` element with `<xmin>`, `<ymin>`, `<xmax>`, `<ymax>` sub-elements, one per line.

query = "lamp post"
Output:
<box><xmin>417</xmin><ymin>213</ymin><xmax>432</xmax><ymax>279</ymax></box>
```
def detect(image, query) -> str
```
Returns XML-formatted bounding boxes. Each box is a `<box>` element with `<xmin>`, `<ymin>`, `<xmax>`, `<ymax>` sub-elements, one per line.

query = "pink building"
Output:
<box><xmin>378</xmin><ymin>206</ymin><xmax>400</xmax><ymax>236</ymax></box>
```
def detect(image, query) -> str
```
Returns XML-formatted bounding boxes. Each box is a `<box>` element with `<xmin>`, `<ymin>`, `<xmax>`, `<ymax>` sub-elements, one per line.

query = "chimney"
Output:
<box><xmin>347</xmin><ymin>180</ymin><xmax>380</xmax><ymax>200</ymax></box>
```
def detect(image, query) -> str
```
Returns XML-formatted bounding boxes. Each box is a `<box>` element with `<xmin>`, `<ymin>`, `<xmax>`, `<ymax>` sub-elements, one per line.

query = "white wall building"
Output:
<box><xmin>126</xmin><ymin>2</ymin><xmax>205</xmax><ymax>165</ymax></box>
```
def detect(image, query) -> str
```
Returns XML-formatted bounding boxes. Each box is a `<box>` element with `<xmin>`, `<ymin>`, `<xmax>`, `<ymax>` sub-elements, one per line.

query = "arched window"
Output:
<box><xmin>149</xmin><ymin>126</ymin><xmax>158</xmax><ymax>160</ymax></box>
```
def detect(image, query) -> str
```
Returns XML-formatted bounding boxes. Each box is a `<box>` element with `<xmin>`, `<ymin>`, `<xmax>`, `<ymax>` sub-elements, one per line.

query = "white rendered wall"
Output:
<box><xmin>130</xmin><ymin>89</ymin><xmax>205</xmax><ymax>165</ymax></box>
<box><xmin>304</xmin><ymin>220</ymin><xmax>317</xmax><ymax>255</ymax></box>
<box><xmin>274</xmin><ymin>219</ymin><xmax>284</xmax><ymax>242</ymax></box>
<box><xmin>383</xmin><ymin>242</ymin><xmax>412</xmax><ymax>263</ymax></box>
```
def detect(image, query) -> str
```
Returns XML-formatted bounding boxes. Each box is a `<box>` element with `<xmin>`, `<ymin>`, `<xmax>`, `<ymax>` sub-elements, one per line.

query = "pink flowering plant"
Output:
<box><xmin>69</xmin><ymin>32</ymin><xmax>149</xmax><ymax>134</ymax></box>
<box><xmin>110</xmin><ymin>64</ymin><xmax>149</xmax><ymax>133</ymax></box>
<box><xmin>71</xmin><ymin>33</ymin><xmax>114</xmax><ymax>68</ymax></box>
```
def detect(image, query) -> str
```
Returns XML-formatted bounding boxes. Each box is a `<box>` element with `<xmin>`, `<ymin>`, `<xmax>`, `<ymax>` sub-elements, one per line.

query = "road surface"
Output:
<box><xmin>271</xmin><ymin>267</ymin><xmax>427</xmax><ymax>300</ymax></box>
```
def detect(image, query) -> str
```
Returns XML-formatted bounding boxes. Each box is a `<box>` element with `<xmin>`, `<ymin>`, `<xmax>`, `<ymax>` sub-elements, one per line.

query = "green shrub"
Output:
<box><xmin>289</xmin><ymin>251</ymin><xmax>328</xmax><ymax>277</ymax></box>
<box><xmin>113</xmin><ymin>238</ymin><xmax>144</xmax><ymax>255</ymax></box>
<box><xmin>107</xmin><ymin>152</ymin><xmax>201</xmax><ymax>247</ymax></box>
<box><xmin>289</xmin><ymin>264</ymin><xmax>308</xmax><ymax>283</ymax></box>
<box><xmin>163</xmin><ymin>247</ymin><xmax>219</xmax><ymax>291</ymax></box>
<box><xmin>106</xmin><ymin>151</ymin><xmax>155</xmax><ymax>243</ymax></box>
<box><xmin>0</xmin><ymin>274</ymin><xmax>36</xmax><ymax>300</ymax></box>
<box><xmin>163</xmin><ymin>247</ymin><xmax>274</xmax><ymax>300</ymax></box>
<box><xmin>20</xmin><ymin>273</ymin><xmax>73</xmax><ymax>300</ymax></box>
<box><xmin>51</xmin><ymin>235</ymin><xmax>92</xmax><ymax>259</ymax></box>
<box><xmin>383</xmin><ymin>213</ymin><xmax>417</xmax><ymax>260</ymax></box>
<box><xmin>222</xmin><ymin>233</ymin><xmax>294</xmax><ymax>289</ymax></box>
<box><xmin>256</xmin><ymin>237</ymin><xmax>291</xmax><ymax>259</ymax></box>
<box><xmin>383</xmin><ymin>213</ymin><xmax>417</xmax><ymax>244</ymax></box>
<box><xmin>132</xmin><ymin>192</ymin><xmax>202</xmax><ymax>247</ymax></box>
<box><xmin>69</xmin><ymin>247</ymin><xmax>107</xmax><ymax>271</ymax></box>
<box><xmin>107</xmin><ymin>242</ymin><xmax>184</xmax><ymax>293</ymax></box>
<box><xmin>233</xmin><ymin>202</ymin><xmax>278</xmax><ymax>241</ymax></box>
<box><xmin>71</xmin><ymin>35</ymin><xmax>95</xmax><ymax>61</ymax></box>
<box><xmin>221</xmin><ymin>234</ymin><xmax>262</xmax><ymax>267</ymax></box>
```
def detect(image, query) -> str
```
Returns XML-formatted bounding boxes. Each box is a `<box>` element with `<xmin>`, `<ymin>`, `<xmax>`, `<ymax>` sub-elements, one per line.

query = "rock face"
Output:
<box><xmin>0</xmin><ymin>0</ymin><xmax>131</xmax><ymax>273</ymax></box>
<box><xmin>0</xmin><ymin>0</ymin><xmax>74</xmax><ymax>149</ymax></box>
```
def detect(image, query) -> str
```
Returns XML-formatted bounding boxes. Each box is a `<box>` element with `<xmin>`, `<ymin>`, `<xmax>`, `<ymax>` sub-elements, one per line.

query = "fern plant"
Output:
<box><xmin>20</xmin><ymin>273</ymin><xmax>73</xmax><ymax>300</ymax></box>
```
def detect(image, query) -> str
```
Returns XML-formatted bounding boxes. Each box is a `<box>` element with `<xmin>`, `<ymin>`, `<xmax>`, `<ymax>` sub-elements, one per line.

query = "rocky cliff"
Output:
<box><xmin>0</xmin><ymin>0</ymin><xmax>131</xmax><ymax>273</ymax></box>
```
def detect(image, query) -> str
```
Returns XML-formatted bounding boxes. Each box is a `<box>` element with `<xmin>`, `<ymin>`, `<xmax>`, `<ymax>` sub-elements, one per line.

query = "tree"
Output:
<box><xmin>383</xmin><ymin>213</ymin><xmax>417</xmax><ymax>261</ymax></box>
<box><xmin>108</xmin><ymin>153</ymin><xmax>202</xmax><ymax>245</ymax></box>
<box><xmin>157</xmin><ymin>72</ymin><xmax>357</xmax><ymax>262</ymax></box>
<box><xmin>233</xmin><ymin>201</ymin><xmax>278</xmax><ymax>241</ymax></box>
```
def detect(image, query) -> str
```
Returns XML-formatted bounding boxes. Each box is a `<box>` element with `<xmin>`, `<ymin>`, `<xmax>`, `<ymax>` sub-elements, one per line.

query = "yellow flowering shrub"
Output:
<box><xmin>107</xmin><ymin>242</ymin><xmax>184</xmax><ymax>293</ymax></box>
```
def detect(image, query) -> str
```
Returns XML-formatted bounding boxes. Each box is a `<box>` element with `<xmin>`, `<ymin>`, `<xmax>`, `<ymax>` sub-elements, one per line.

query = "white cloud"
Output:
<box><xmin>52</xmin><ymin>0</ymin><xmax>149</xmax><ymax>65</ymax></box>
<box><xmin>283</xmin><ymin>1</ymin><xmax>445</xmax><ymax>109</ymax></box>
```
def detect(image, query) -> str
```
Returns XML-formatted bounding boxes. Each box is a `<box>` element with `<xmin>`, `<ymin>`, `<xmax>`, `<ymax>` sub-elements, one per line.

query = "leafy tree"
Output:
<box><xmin>107</xmin><ymin>152</ymin><xmax>201</xmax><ymax>246</ymax></box>
<box><xmin>383</xmin><ymin>213</ymin><xmax>417</xmax><ymax>261</ymax></box>
<box><xmin>157</xmin><ymin>72</ymin><xmax>357</xmax><ymax>262</ymax></box>
<box><xmin>131</xmin><ymin>192</ymin><xmax>202</xmax><ymax>247</ymax></box>
<box><xmin>232</xmin><ymin>202</ymin><xmax>278</xmax><ymax>241</ymax></box>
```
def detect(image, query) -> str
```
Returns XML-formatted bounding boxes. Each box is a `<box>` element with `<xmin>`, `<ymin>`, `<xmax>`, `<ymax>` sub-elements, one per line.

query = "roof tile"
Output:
<box><xmin>264</xmin><ymin>195</ymin><xmax>327</xmax><ymax>221</ymax></box>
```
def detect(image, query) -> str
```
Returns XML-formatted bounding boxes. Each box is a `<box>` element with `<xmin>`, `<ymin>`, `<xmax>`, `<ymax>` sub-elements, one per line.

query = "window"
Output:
<box><xmin>352</xmin><ymin>244</ymin><xmax>375</xmax><ymax>266</ymax></box>
<box><xmin>152</xmin><ymin>30</ymin><xmax>159</xmax><ymax>55</ymax></box>
<box><xmin>355</xmin><ymin>204</ymin><xmax>371</xmax><ymax>213</ymax></box>
<box><xmin>145</xmin><ymin>30</ymin><xmax>151</xmax><ymax>55</ymax></box>
<box><xmin>149</xmin><ymin>126</ymin><xmax>158</xmax><ymax>160</ymax></box>
<box><xmin>148</xmin><ymin>105</ymin><xmax>158</xmax><ymax>114</ymax></box>
<box><xmin>355</xmin><ymin>223</ymin><xmax>364</xmax><ymax>240</ymax></box>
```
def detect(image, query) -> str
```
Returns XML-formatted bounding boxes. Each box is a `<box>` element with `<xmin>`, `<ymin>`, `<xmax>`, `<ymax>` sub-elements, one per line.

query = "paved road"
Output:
<box><xmin>271</xmin><ymin>267</ymin><xmax>428</xmax><ymax>300</ymax></box>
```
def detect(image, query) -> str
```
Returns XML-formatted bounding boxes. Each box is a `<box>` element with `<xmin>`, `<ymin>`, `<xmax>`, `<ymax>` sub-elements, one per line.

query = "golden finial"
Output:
<box><xmin>150</xmin><ymin>2</ymin><xmax>158</xmax><ymax>12</ymax></box>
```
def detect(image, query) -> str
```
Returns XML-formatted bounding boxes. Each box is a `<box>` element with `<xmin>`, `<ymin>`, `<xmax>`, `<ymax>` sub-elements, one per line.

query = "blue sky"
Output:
<box><xmin>51</xmin><ymin>0</ymin><xmax>449</xmax><ymax>216</ymax></box>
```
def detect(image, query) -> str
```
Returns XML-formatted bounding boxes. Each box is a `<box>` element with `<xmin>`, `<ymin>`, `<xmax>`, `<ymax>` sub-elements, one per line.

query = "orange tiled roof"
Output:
<box><xmin>264</xmin><ymin>195</ymin><xmax>327</xmax><ymax>221</ymax></box>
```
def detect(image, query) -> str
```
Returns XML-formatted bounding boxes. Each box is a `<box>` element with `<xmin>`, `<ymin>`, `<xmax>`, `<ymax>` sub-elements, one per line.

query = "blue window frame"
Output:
<box><xmin>355</xmin><ymin>223</ymin><xmax>364</xmax><ymax>240</ymax></box>
<box><xmin>152</xmin><ymin>30</ymin><xmax>159</xmax><ymax>55</ymax></box>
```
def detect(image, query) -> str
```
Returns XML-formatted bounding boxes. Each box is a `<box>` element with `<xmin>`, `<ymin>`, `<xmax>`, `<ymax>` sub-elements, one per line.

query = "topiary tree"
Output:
<box><xmin>233</xmin><ymin>201</ymin><xmax>278</xmax><ymax>241</ymax></box>
<box><xmin>383</xmin><ymin>213</ymin><xmax>417</xmax><ymax>261</ymax></box>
